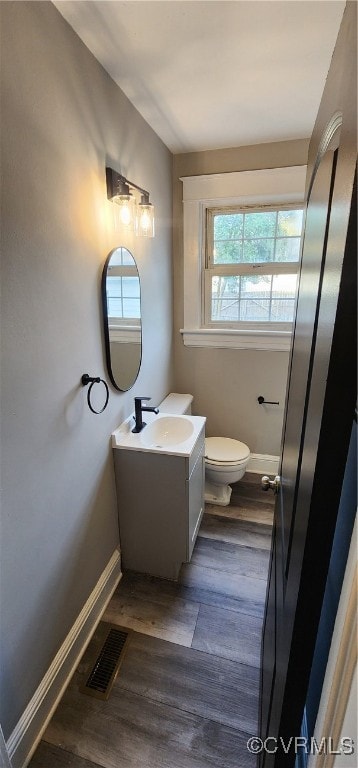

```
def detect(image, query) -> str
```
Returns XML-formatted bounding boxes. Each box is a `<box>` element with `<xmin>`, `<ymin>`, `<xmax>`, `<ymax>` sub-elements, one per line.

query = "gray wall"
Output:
<box><xmin>0</xmin><ymin>1</ymin><xmax>172</xmax><ymax>738</ymax></box>
<box><xmin>173</xmin><ymin>141</ymin><xmax>309</xmax><ymax>455</ymax></box>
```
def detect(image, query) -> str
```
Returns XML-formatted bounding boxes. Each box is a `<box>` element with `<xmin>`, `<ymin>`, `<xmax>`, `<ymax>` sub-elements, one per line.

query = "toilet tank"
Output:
<box><xmin>159</xmin><ymin>393</ymin><xmax>193</xmax><ymax>415</ymax></box>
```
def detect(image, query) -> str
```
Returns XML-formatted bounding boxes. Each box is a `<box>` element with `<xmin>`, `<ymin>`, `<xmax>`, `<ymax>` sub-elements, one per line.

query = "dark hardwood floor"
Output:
<box><xmin>29</xmin><ymin>473</ymin><xmax>274</xmax><ymax>768</ymax></box>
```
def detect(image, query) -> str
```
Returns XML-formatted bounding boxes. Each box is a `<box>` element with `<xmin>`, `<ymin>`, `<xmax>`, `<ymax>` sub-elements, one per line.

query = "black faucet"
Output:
<box><xmin>132</xmin><ymin>397</ymin><xmax>159</xmax><ymax>433</ymax></box>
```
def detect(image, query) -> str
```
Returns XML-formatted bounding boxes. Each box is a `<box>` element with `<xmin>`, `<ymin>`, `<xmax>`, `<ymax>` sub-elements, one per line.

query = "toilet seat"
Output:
<box><xmin>205</xmin><ymin>437</ymin><xmax>250</xmax><ymax>466</ymax></box>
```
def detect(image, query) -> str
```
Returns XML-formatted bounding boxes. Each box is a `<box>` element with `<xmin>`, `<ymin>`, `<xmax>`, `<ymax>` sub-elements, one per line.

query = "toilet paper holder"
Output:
<box><xmin>257</xmin><ymin>395</ymin><xmax>280</xmax><ymax>406</ymax></box>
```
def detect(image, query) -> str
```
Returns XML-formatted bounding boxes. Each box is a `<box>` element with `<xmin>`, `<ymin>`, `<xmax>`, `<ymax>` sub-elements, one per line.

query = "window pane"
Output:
<box><xmin>107</xmin><ymin>276</ymin><xmax>141</xmax><ymax>318</ymax></box>
<box><xmin>272</xmin><ymin>273</ymin><xmax>297</xmax><ymax>298</ymax></box>
<box><xmin>121</xmin><ymin>249</ymin><xmax>135</xmax><ymax>265</ymax></box>
<box><xmin>108</xmin><ymin>247</ymin><xmax>135</xmax><ymax>266</ymax></box>
<box><xmin>108</xmin><ymin>250</ymin><xmax>123</xmax><ymax>266</ymax></box>
<box><xmin>213</xmin><ymin>240</ymin><xmax>243</xmax><ymax>264</ymax></box>
<box><xmin>240</xmin><ymin>299</ymin><xmax>271</xmax><ymax>321</ymax></box>
<box><xmin>210</xmin><ymin>273</ymin><xmax>297</xmax><ymax>322</ymax></box>
<box><xmin>213</xmin><ymin>213</ymin><xmax>243</xmax><ymax>264</ymax></box>
<box><xmin>107</xmin><ymin>298</ymin><xmax>122</xmax><ymax>317</ymax></box>
<box><xmin>275</xmin><ymin>237</ymin><xmax>301</xmax><ymax>262</ymax></box>
<box><xmin>240</xmin><ymin>275</ymin><xmax>272</xmax><ymax>320</ymax></box>
<box><xmin>240</xmin><ymin>274</ymin><xmax>272</xmax><ymax>299</ymax></box>
<box><xmin>207</xmin><ymin>207</ymin><xmax>302</xmax><ymax>326</ymax></box>
<box><xmin>106</xmin><ymin>276</ymin><xmax>122</xmax><ymax>297</ymax></box>
<box><xmin>211</xmin><ymin>299</ymin><xmax>240</xmax><ymax>321</ymax></box>
<box><xmin>122</xmin><ymin>299</ymin><xmax>141</xmax><ymax>318</ymax></box>
<box><xmin>271</xmin><ymin>274</ymin><xmax>297</xmax><ymax>321</ymax></box>
<box><xmin>214</xmin><ymin>213</ymin><xmax>243</xmax><ymax>240</ymax></box>
<box><xmin>277</xmin><ymin>209</ymin><xmax>303</xmax><ymax>237</ymax></box>
<box><xmin>211</xmin><ymin>276</ymin><xmax>240</xmax><ymax>321</ymax></box>
<box><xmin>122</xmin><ymin>276</ymin><xmax>140</xmax><ymax>297</ymax></box>
<box><xmin>243</xmin><ymin>238</ymin><xmax>275</xmax><ymax>262</ymax></box>
<box><xmin>244</xmin><ymin>211</ymin><xmax>276</xmax><ymax>238</ymax></box>
<box><xmin>270</xmin><ymin>299</ymin><xmax>295</xmax><ymax>321</ymax></box>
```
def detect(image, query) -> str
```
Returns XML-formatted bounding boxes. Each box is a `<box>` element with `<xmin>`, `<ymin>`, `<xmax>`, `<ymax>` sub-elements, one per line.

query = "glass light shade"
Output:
<box><xmin>137</xmin><ymin>202</ymin><xmax>155</xmax><ymax>238</ymax></box>
<box><xmin>113</xmin><ymin>194</ymin><xmax>136</xmax><ymax>231</ymax></box>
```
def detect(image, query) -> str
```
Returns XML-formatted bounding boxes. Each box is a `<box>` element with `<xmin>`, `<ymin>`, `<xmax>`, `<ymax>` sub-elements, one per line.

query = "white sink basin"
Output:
<box><xmin>140</xmin><ymin>416</ymin><xmax>194</xmax><ymax>448</ymax></box>
<box><xmin>112</xmin><ymin>411</ymin><xmax>206</xmax><ymax>456</ymax></box>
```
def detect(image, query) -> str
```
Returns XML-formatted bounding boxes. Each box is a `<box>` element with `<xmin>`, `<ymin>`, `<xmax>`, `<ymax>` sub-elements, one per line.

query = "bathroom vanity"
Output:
<box><xmin>112</xmin><ymin>412</ymin><xmax>206</xmax><ymax>580</ymax></box>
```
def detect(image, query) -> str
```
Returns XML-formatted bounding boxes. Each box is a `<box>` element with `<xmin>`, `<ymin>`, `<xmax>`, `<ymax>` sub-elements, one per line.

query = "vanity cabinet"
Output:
<box><xmin>113</xmin><ymin>426</ymin><xmax>205</xmax><ymax>580</ymax></box>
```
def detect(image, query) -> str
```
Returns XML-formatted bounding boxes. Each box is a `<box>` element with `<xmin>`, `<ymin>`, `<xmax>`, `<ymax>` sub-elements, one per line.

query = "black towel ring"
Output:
<box><xmin>81</xmin><ymin>374</ymin><xmax>109</xmax><ymax>414</ymax></box>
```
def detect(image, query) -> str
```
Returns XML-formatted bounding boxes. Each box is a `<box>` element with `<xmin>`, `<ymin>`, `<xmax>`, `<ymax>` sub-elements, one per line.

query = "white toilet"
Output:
<box><xmin>204</xmin><ymin>436</ymin><xmax>250</xmax><ymax>506</ymax></box>
<box><xmin>159</xmin><ymin>393</ymin><xmax>251</xmax><ymax>507</ymax></box>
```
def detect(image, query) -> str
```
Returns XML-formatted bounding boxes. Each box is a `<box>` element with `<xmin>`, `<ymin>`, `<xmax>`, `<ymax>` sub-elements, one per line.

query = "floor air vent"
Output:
<box><xmin>81</xmin><ymin>624</ymin><xmax>131</xmax><ymax>700</ymax></box>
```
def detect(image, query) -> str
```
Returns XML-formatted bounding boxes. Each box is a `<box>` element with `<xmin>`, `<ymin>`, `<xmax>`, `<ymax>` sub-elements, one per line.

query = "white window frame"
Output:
<box><xmin>204</xmin><ymin>203</ymin><xmax>303</xmax><ymax>329</ymax></box>
<box><xmin>106</xmin><ymin>263</ymin><xmax>141</xmax><ymax>343</ymax></box>
<box><xmin>180</xmin><ymin>166</ymin><xmax>307</xmax><ymax>351</ymax></box>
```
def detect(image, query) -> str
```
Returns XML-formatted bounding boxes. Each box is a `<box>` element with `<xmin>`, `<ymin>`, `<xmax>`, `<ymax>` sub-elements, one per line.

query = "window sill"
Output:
<box><xmin>180</xmin><ymin>327</ymin><xmax>292</xmax><ymax>351</ymax></box>
<box><xmin>109</xmin><ymin>326</ymin><xmax>141</xmax><ymax>344</ymax></box>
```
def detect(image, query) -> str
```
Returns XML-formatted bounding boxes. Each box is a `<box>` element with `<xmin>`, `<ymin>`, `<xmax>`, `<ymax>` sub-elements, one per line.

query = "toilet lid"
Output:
<box><xmin>205</xmin><ymin>437</ymin><xmax>250</xmax><ymax>463</ymax></box>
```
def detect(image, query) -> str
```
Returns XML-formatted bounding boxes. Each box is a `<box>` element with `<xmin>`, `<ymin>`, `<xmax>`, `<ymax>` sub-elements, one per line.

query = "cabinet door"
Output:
<box><xmin>187</xmin><ymin>452</ymin><xmax>204</xmax><ymax>560</ymax></box>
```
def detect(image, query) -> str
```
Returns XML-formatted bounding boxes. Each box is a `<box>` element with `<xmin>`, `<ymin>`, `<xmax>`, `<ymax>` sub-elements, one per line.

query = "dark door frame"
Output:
<box><xmin>259</xmin><ymin>4</ymin><xmax>357</xmax><ymax>765</ymax></box>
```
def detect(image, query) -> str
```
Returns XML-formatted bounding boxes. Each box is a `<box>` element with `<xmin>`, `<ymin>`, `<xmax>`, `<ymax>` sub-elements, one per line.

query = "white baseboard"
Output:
<box><xmin>247</xmin><ymin>453</ymin><xmax>280</xmax><ymax>475</ymax></box>
<box><xmin>7</xmin><ymin>549</ymin><xmax>122</xmax><ymax>768</ymax></box>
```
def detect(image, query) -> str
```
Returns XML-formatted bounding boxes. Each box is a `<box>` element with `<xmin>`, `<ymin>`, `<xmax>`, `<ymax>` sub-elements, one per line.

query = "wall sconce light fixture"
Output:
<box><xmin>106</xmin><ymin>167</ymin><xmax>155</xmax><ymax>237</ymax></box>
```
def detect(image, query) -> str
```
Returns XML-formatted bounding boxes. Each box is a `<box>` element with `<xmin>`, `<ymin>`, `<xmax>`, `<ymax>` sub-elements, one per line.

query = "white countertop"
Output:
<box><xmin>112</xmin><ymin>411</ymin><xmax>206</xmax><ymax>456</ymax></box>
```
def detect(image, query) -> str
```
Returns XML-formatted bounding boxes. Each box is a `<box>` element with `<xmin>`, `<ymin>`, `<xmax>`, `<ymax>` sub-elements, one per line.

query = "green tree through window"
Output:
<box><xmin>206</xmin><ymin>207</ymin><xmax>303</xmax><ymax>324</ymax></box>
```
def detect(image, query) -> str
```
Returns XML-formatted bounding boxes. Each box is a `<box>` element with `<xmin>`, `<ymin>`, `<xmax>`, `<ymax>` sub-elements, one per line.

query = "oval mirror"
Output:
<box><xmin>102</xmin><ymin>247</ymin><xmax>142</xmax><ymax>391</ymax></box>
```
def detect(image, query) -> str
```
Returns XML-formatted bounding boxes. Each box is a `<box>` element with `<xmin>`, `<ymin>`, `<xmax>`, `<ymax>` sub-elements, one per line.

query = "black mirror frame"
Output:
<box><xmin>101</xmin><ymin>247</ymin><xmax>142</xmax><ymax>392</ymax></box>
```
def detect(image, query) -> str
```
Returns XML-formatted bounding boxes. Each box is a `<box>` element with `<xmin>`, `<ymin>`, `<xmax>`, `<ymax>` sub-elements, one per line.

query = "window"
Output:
<box><xmin>205</xmin><ymin>206</ymin><xmax>303</xmax><ymax>326</ymax></box>
<box><xmin>106</xmin><ymin>274</ymin><xmax>140</xmax><ymax>322</ymax></box>
<box><xmin>105</xmin><ymin>246</ymin><xmax>141</xmax><ymax>344</ymax></box>
<box><xmin>180</xmin><ymin>166</ymin><xmax>307</xmax><ymax>350</ymax></box>
<box><xmin>106</xmin><ymin>247</ymin><xmax>140</xmax><ymax>325</ymax></box>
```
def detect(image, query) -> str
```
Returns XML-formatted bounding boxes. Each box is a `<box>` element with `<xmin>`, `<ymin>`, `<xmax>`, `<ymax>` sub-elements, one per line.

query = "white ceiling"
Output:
<box><xmin>54</xmin><ymin>0</ymin><xmax>345</xmax><ymax>154</ymax></box>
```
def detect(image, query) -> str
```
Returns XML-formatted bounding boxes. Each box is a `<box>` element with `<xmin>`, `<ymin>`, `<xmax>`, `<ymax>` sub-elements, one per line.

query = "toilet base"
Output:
<box><xmin>204</xmin><ymin>480</ymin><xmax>232</xmax><ymax>506</ymax></box>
